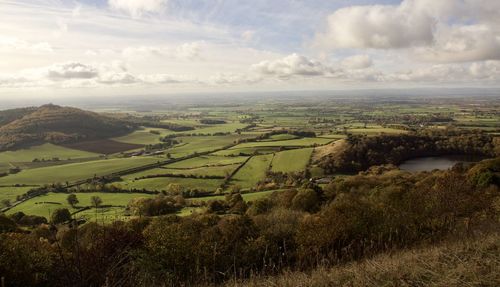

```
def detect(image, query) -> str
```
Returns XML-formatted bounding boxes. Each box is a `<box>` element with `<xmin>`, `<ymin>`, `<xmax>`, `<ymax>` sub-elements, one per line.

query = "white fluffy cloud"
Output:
<box><xmin>315</xmin><ymin>1</ymin><xmax>435</xmax><ymax>49</ymax></box>
<box><xmin>109</xmin><ymin>0</ymin><xmax>168</xmax><ymax>18</ymax></box>
<box><xmin>390</xmin><ymin>61</ymin><xmax>500</xmax><ymax>83</ymax></box>
<box><xmin>47</xmin><ymin>63</ymin><xmax>99</xmax><ymax>80</ymax></box>
<box><xmin>252</xmin><ymin>53</ymin><xmax>333</xmax><ymax>78</ymax></box>
<box><xmin>0</xmin><ymin>61</ymin><xmax>201</xmax><ymax>88</ymax></box>
<box><xmin>315</xmin><ymin>0</ymin><xmax>500</xmax><ymax>63</ymax></box>
<box><xmin>415</xmin><ymin>24</ymin><xmax>500</xmax><ymax>63</ymax></box>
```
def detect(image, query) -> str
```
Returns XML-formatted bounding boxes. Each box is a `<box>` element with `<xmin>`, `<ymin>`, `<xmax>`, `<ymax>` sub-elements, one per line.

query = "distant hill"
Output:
<box><xmin>0</xmin><ymin>104</ymin><xmax>135</xmax><ymax>151</ymax></box>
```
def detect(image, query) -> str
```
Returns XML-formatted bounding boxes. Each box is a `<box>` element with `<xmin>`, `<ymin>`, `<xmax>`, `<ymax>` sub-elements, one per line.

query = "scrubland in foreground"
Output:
<box><xmin>229</xmin><ymin>232</ymin><xmax>500</xmax><ymax>287</ymax></box>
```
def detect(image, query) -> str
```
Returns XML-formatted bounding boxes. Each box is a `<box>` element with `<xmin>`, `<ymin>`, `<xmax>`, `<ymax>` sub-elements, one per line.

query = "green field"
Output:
<box><xmin>0</xmin><ymin>157</ymin><xmax>162</xmax><ymax>186</ymax></box>
<box><xmin>166</xmin><ymin>155</ymin><xmax>248</xmax><ymax>168</ymax></box>
<box><xmin>0</xmin><ymin>143</ymin><xmax>100</xmax><ymax>163</ymax></box>
<box><xmin>347</xmin><ymin>127</ymin><xmax>408</xmax><ymax>134</ymax></box>
<box><xmin>167</xmin><ymin>135</ymin><xmax>253</xmax><ymax>157</ymax></box>
<box><xmin>229</xmin><ymin>137</ymin><xmax>332</xmax><ymax>150</ymax></box>
<box><xmin>122</xmin><ymin>177</ymin><xmax>223</xmax><ymax>191</ymax></box>
<box><xmin>259</xmin><ymin>134</ymin><xmax>298</xmax><ymax>141</ymax></box>
<box><xmin>123</xmin><ymin>163</ymin><xmax>239</xmax><ymax>179</ymax></box>
<box><xmin>185</xmin><ymin>122</ymin><xmax>248</xmax><ymax>134</ymax></box>
<box><xmin>230</xmin><ymin>154</ymin><xmax>274</xmax><ymax>188</ymax></box>
<box><xmin>213</xmin><ymin>146</ymin><xmax>281</xmax><ymax>156</ymax></box>
<box><xmin>0</xmin><ymin>186</ymin><xmax>33</xmax><ymax>203</ymax></box>
<box><xmin>6</xmin><ymin>192</ymin><xmax>155</xmax><ymax>219</ymax></box>
<box><xmin>271</xmin><ymin>148</ymin><xmax>313</xmax><ymax>173</ymax></box>
<box><xmin>113</xmin><ymin>127</ymin><xmax>171</xmax><ymax>145</ymax></box>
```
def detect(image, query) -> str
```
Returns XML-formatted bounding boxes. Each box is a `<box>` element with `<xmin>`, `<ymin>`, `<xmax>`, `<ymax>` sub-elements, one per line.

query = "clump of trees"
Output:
<box><xmin>319</xmin><ymin>129</ymin><xmax>499</xmax><ymax>173</ymax></box>
<box><xmin>51</xmin><ymin>208</ymin><xmax>71</xmax><ymax>224</ymax></box>
<box><xmin>128</xmin><ymin>195</ymin><xmax>185</xmax><ymax>216</ymax></box>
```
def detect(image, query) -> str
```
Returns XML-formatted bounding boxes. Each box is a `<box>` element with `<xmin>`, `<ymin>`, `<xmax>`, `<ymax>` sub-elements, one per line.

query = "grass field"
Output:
<box><xmin>0</xmin><ymin>143</ymin><xmax>100</xmax><ymax>163</ymax></box>
<box><xmin>122</xmin><ymin>163</ymin><xmax>239</xmax><ymax>179</ymax></box>
<box><xmin>6</xmin><ymin>192</ymin><xmax>155</xmax><ymax>219</ymax></box>
<box><xmin>229</xmin><ymin>138</ymin><xmax>332</xmax><ymax>150</ymax></box>
<box><xmin>0</xmin><ymin>157</ymin><xmax>162</xmax><ymax>185</ymax></box>
<box><xmin>213</xmin><ymin>146</ymin><xmax>281</xmax><ymax>156</ymax></box>
<box><xmin>122</xmin><ymin>177</ymin><xmax>223</xmax><ymax>191</ymax></box>
<box><xmin>167</xmin><ymin>135</ymin><xmax>253</xmax><ymax>157</ymax></box>
<box><xmin>271</xmin><ymin>148</ymin><xmax>313</xmax><ymax>173</ymax></box>
<box><xmin>166</xmin><ymin>155</ymin><xmax>248</xmax><ymax>168</ymax></box>
<box><xmin>230</xmin><ymin>154</ymin><xmax>273</xmax><ymax>188</ymax></box>
<box><xmin>0</xmin><ymin>186</ymin><xmax>33</xmax><ymax>203</ymax></box>
<box><xmin>113</xmin><ymin>127</ymin><xmax>172</xmax><ymax>145</ymax></box>
<box><xmin>347</xmin><ymin>127</ymin><xmax>408</xmax><ymax>134</ymax></box>
<box><xmin>259</xmin><ymin>134</ymin><xmax>298</xmax><ymax>141</ymax></box>
<box><xmin>185</xmin><ymin>122</ymin><xmax>248</xmax><ymax>134</ymax></box>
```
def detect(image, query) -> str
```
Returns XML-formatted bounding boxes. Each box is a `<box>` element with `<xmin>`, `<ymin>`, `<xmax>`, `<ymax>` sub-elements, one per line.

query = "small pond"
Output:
<box><xmin>399</xmin><ymin>155</ymin><xmax>484</xmax><ymax>172</ymax></box>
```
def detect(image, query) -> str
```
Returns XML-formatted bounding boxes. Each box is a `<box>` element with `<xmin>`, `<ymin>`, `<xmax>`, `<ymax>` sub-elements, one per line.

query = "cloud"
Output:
<box><xmin>109</xmin><ymin>0</ymin><xmax>168</xmax><ymax>18</ymax></box>
<box><xmin>252</xmin><ymin>53</ymin><xmax>500</xmax><ymax>85</ymax></box>
<box><xmin>415</xmin><ymin>24</ymin><xmax>500</xmax><ymax>63</ymax></box>
<box><xmin>208</xmin><ymin>73</ymin><xmax>262</xmax><ymax>85</ymax></box>
<box><xmin>0</xmin><ymin>37</ymin><xmax>53</xmax><ymax>54</ymax></box>
<box><xmin>0</xmin><ymin>61</ymin><xmax>204</xmax><ymax>88</ymax></box>
<box><xmin>315</xmin><ymin>1</ymin><xmax>435</xmax><ymax>49</ymax></box>
<box><xmin>47</xmin><ymin>62</ymin><xmax>99</xmax><ymax>80</ymax></box>
<box><xmin>121</xmin><ymin>42</ymin><xmax>203</xmax><ymax>60</ymax></box>
<box><xmin>252</xmin><ymin>53</ymin><xmax>332</xmax><ymax>78</ymax></box>
<box><xmin>175</xmin><ymin>42</ymin><xmax>202</xmax><ymax>60</ymax></box>
<box><xmin>315</xmin><ymin>0</ymin><xmax>500</xmax><ymax>63</ymax></box>
<box><xmin>341</xmin><ymin>55</ymin><xmax>373</xmax><ymax>69</ymax></box>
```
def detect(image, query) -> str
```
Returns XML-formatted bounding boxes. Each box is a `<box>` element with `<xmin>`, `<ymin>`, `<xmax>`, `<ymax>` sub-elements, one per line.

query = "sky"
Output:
<box><xmin>1</xmin><ymin>0</ymin><xmax>500</xmax><ymax>99</ymax></box>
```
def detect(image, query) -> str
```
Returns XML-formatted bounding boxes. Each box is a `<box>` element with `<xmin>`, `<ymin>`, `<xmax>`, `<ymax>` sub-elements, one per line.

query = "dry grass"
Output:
<box><xmin>312</xmin><ymin>139</ymin><xmax>346</xmax><ymax>162</ymax></box>
<box><xmin>228</xmin><ymin>233</ymin><xmax>500</xmax><ymax>287</ymax></box>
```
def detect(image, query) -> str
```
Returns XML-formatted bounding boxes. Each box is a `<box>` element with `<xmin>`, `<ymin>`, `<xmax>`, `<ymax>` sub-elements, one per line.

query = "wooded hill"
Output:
<box><xmin>0</xmin><ymin>104</ymin><xmax>134</xmax><ymax>151</ymax></box>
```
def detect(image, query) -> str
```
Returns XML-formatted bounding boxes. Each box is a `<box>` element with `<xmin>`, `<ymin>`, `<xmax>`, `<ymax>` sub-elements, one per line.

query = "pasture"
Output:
<box><xmin>166</xmin><ymin>155</ymin><xmax>248</xmax><ymax>168</ymax></box>
<box><xmin>229</xmin><ymin>137</ymin><xmax>332</xmax><ymax>150</ymax></box>
<box><xmin>6</xmin><ymin>192</ymin><xmax>155</xmax><ymax>221</ymax></box>
<box><xmin>0</xmin><ymin>157</ymin><xmax>162</xmax><ymax>185</ymax></box>
<box><xmin>230</xmin><ymin>154</ymin><xmax>273</xmax><ymax>188</ymax></box>
<box><xmin>122</xmin><ymin>177</ymin><xmax>223</xmax><ymax>191</ymax></box>
<box><xmin>271</xmin><ymin>148</ymin><xmax>313</xmax><ymax>173</ymax></box>
<box><xmin>0</xmin><ymin>186</ymin><xmax>33</xmax><ymax>203</ymax></box>
<box><xmin>0</xmin><ymin>143</ymin><xmax>100</xmax><ymax>163</ymax></box>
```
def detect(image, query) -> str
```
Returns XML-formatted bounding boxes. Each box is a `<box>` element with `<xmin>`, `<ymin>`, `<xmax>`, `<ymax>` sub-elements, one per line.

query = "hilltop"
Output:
<box><xmin>0</xmin><ymin>104</ymin><xmax>134</xmax><ymax>151</ymax></box>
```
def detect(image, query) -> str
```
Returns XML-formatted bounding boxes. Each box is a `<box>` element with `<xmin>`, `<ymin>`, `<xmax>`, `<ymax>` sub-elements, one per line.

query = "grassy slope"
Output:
<box><xmin>232</xmin><ymin>233</ymin><xmax>500</xmax><ymax>287</ymax></box>
<box><xmin>0</xmin><ymin>143</ymin><xmax>100</xmax><ymax>163</ymax></box>
<box><xmin>0</xmin><ymin>157</ymin><xmax>161</xmax><ymax>185</ymax></box>
<box><xmin>271</xmin><ymin>148</ymin><xmax>313</xmax><ymax>173</ymax></box>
